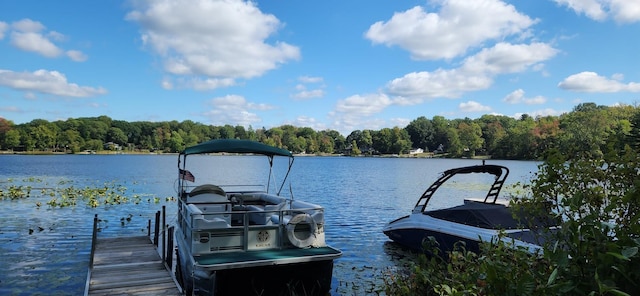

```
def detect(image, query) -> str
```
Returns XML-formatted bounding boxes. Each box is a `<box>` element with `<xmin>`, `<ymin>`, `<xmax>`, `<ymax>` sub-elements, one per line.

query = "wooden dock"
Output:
<box><xmin>85</xmin><ymin>210</ymin><xmax>182</xmax><ymax>295</ymax></box>
<box><xmin>86</xmin><ymin>236</ymin><xmax>181</xmax><ymax>295</ymax></box>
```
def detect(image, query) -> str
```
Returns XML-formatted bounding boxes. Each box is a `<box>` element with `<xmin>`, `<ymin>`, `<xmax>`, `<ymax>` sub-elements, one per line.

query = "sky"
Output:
<box><xmin>1</xmin><ymin>0</ymin><xmax>640</xmax><ymax>136</ymax></box>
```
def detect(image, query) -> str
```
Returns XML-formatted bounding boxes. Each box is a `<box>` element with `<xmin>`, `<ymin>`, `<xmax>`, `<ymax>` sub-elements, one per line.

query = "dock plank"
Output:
<box><xmin>87</xmin><ymin>236</ymin><xmax>181</xmax><ymax>296</ymax></box>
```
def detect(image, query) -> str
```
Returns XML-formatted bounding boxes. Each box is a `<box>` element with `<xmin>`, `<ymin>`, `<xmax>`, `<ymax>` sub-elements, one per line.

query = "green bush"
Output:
<box><xmin>382</xmin><ymin>147</ymin><xmax>640</xmax><ymax>295</ymax></box>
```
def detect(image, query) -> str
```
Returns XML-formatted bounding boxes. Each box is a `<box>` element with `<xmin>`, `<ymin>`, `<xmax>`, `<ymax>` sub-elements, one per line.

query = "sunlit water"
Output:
<box><xmin>0</xmin><ymin>154</ymin><xmax>540</xmax><ymax>295</ymax></box>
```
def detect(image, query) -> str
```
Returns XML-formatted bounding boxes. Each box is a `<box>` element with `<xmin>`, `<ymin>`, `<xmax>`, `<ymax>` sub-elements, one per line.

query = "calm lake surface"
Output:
<box><xmin>0</xmin><ymin>154</ymin><xmax>541</xmax><ymax>295</ymax></box>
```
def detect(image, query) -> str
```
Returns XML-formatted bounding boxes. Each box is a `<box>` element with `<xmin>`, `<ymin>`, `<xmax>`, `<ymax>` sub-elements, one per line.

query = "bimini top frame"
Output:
<box><xmin>412</xmin><ymin>164</ymin><xmax>509</xmax><ymax>213</ymax></box>
<box><xmin>178</xmin><ymin>139</ymin><xmax>294</xmax><ymax>196</ymax></box>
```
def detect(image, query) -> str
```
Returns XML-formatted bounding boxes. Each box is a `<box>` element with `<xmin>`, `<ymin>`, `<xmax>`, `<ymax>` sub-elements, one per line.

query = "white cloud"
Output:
<box><xmin>389</xmin><ymin>117</ymin><xmax>411</xmax><ymax>129</ymax></box>
<box><xmin>7</xmin><ymin>19</ymin><xmax>86</xmax><ymax>61</ymax></box>
<box><xmin>204</xmin><ymin>94</ymin><xmax>275</xmax><ymax>126</ymax></box>
<box><xmin>291</xmin><ymin>76</ymin><xmax>325</xmax><ymax>100</ymax></box>
<box><xmin>329</xmin><ymin>93</ymin><xmax>392</xmax><ymax>134</ymax></box>
<box><xmin>387</xmin><ymin>69</ymin><xmax>493</xmax><ymax>100</ymax></box>
<box><xmin>66</xmin><ymin>50</ymin><xmax>88</xmax><ymax>62</ymax></box>
<box><xmin>12</xmin><ymin>19</ymin><xmax>45</xmax><ymax>32</ymax></box>
<box><xmin>126</xmin><ymin>0</ymin><xmax>300</xmax><ymax>90</ymax></box>
<box><xmin>298</xmin><ymin>76</ymin><xmax>323</xmax><ymax>83</ymax></box>
<box><xmin>554</xmin><ymin>0</ymin><xmax>640</xmax><ymax>23</ymax></box>
<box><xmin>292</xmin><ymin>89</ymin><xmax>325</xmax><ymax>100</ymax></box>
<box><xmin>0</xmin><ymin>69</ymin><xmax>107</xmax><ymax>97</ymax></box>
<box><xmin>558</xmin><ymin>71</ymin><xmax>640</xmax><ymax>92</ymax></box>
<box><xmin>184</xmin><ymin>77</ymin><xmax>237</xmax><ymax>91</ymax></box>
<box><xmin>463</xmin><ymin>43</ymin><xmax>558</xmax><ymax>74</ymax></box>
<box><xmin>503</xmin><ymin>89</ymin><xmax>547</xmax><ymax>105</ymax></box>
<box><xmin>514</xmin><ymin>108</ymin><xmax>564</xmax><ymax>118</ymax></box>
<box><xmin>287</xmin><ymin>116</ymin><xmax>328</xmax><ymax>131</ymax></box>
<box><xmin>365</xmin><ymin>0</ymin><xmax>536</xmax><ymax>60</ymax></box>
<box><xmin>11</xmin><ymin>31</ymin><xmax>63</xmax><ymax>58</ymax></box>
<box><xmin>335</xmin><ymin>93</ymin><xmax>392</xmax><ymax>116</ymax></box>
<box><xmin>386</xmin><ymin>42</ymin><xmax>558</xmax><ymax>101</ymax></box>
<box><xmin>459</xmin><ymin>100</ymin><xmax>491</xmax><ymax>112</ymax></box>
<box><xmin>0</xmin><ymin>22</ymin><xmax>8</xmax><ymax>39</ymax></box>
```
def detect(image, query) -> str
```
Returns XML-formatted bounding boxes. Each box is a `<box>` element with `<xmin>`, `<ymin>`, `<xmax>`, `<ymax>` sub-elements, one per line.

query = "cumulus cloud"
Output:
<box><xmin>204</xmin><ymin>94</ymin><xmax>275</xmax><ymax>126</ymax></box>
<box><xmin>286</xmin><ymin>116</ymin><xmax>328</xmax><ymax>131</ymax></box>
<box><xmin>503</xmin><ymin>89</ymin><xmax>547</xmax><ymax>104</ymax></box>
<box><xmin>126</xmin><ymin>0</ymin><xmax>300</xmax><ymax>90</ymax></box>
<box><xmin>0</xmin><ymin>22</ymin><xmax>8</xmax><ymax>39</ymax></box>
<box><xmin>386</xmin><ymin>42</ymin><xmax>558</xmax><ymax>101</ymax></box>
<box><xmin>185</xmin><ymin>78</ymin><xmax>237</xmax><ymax>91</ymax></box>
<box><xmin>66</xmin><ymin>50</ymin><xmax>88</xmax><ymax>62</ymax></box>
<box><xmin>333</xmin><ymin>1</ymin><xmax>558</xmax><ymax>130</ymax></box>
<box><xmin>328</xmin><ymin>93</ymin><xmax>392</xmax><ymax>134</ymax></box>
<box><xmin>387</xmin><ymin>69</ymin><xmax>493</xmax><ymax>100</ymax></box>
<box><xmin>365</xmin><ymin>0</ymin><xmax>536</xmax><ymax>60</ymax></box>
<box><xmin>292</xmin><ymin>88</ymin><xmax>325</xmax><ymax>100</ymax></box>
<box><xmin>463</xmin><ymin>43</ymin><xmax>559</xmax><ymax>74</ymax></box>
<box><xmin>335</xmin><ymin>93</ymin><xmax>392</xmax><ymax>116</ymax></box>
<box><xmin>291</xmin><ymin>76</ymin><xmax>325</xmax><ymax>100</ymax></box>
<box><xmin>5</xmin><ymin>19</ymin><xmax>87</xmax><ymax>61</ymax></box>
<box><xmin>0</xmin><ymin>69</ymin><xmax>107</xmax><ymax>97</ymax></box>
<box><xmin>298</xmin><ymin>76</ymin><xmax>323</xmax><ymax>83</ymax></box>
<box><xmin>11</xmin><ymin>31</ymin><xmax>63</xmax><ymax>58</ymax></box>
<box><xmin>459</xmin><ymin>101</ymin><xmax>491</xmax><ymax>112</ymax></box>
<box><xmin>554</xmin><ymin>0</ymin><xmax>640</xmax><ymax>23</ymax></box>
<box><xmin>514</xmin><ymin>108</ymin><xmax>564</xmax><ymax>119</ymax></box>
<box><xmin>558</xmin><ymin>71</ymin><xmax>640</xmax><ymax>92</ymax></box>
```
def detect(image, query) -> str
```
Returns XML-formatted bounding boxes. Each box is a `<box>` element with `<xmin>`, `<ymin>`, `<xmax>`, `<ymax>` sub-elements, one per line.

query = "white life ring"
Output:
<box><xmin>286</xmin><ymin>213</ymin><xmax>317</xmax><ymax>248</ymax></box>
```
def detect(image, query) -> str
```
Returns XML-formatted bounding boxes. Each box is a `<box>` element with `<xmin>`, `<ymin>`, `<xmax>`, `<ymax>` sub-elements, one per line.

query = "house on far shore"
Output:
<box><xmin>409</xmin><ymin>148</ymin><xmax>424</xmax><ymax>155</ymax></box>
<box><xmin>104</xmin><ymin>142</ymin><xmax>121</xmax><ymax>151</ymax></box>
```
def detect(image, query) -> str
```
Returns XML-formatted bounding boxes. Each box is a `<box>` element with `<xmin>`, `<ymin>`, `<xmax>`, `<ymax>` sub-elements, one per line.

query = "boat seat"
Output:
<box><xmin>245</xmin><ymin>205</ymin><xmax>272</xmax><ymax>225</ymax></box>
<box><xmin>188</xmin><ymin>184</ymin><xmax>228</xmax><ymax>204</ymax></box>
<box><xmin>187</xmin><ymin>203</ymin><xmax>230</xmax><ymax>229</ymax></box>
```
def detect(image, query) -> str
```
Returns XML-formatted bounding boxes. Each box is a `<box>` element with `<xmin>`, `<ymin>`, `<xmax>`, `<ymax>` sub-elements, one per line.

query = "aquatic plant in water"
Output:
<box><xmin>0</xmin><ymin>178</ymin><xmax>170</xmax><ymax>208</ymax></box>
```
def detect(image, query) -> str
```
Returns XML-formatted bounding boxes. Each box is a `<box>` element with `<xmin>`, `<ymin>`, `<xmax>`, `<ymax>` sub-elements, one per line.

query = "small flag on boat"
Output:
<box><xmin>179</xmin><ymin>169</ymin><xmax>195</xmax><ymax>182</ymax></box>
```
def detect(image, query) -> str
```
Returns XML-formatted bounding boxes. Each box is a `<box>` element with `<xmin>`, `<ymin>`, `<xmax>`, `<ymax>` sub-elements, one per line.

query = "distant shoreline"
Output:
<box><xmin>0</xmin><ymin>150</ymin><xmax>491</xmax><ymax>159</ymax></box>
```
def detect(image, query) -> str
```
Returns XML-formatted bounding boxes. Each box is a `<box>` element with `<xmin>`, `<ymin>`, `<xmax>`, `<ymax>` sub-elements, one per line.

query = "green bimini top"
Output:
<box><xmin>182</xmin><ymin>139</ymin><xmax>292</xmax><ymax>157</ymax></box>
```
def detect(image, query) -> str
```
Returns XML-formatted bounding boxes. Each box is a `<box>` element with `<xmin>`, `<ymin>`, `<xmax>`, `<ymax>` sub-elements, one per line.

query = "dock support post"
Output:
<box><xmin>166</xmin><ymin>226</ymin><xmax>174</xmax><ymax>269</ymax></box>
<box><xmin>162</xmin><ymin>205</ymin><xmax>166</xmax><ymax>263</ymax></box>
<box><xmin>154</xmin><ymin>211</ymin><xmax>160</xmax><ymax>246</ymax></box>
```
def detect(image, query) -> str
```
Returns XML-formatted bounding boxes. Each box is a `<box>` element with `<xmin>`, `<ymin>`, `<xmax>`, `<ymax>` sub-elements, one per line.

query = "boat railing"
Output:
<box><xmin>178</xmin><ymin>198</ymin><xmax>325</xmax><ymax>256</ymax></box>
<box><xmin>180</xmin><ymin>184</ymin><xmax>266</xmax><ymax>197</ymax></box>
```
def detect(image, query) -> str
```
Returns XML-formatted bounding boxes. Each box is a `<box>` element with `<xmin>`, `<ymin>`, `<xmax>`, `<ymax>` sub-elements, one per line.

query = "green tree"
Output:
<box><xmin>317</xmin><ymin>132</ymin><xmax>335</xmax><ymax>154</ymax></box>
<box><xmin>3</xmin><ymin>129</ymin><xmax>20</xmax><ymax>150</ymax></box>
<box><xmin>431</xmin><ymin>116</ymin><xmax>450</xmax><ymax>153</ymax></box>
<box><xmin>350</xmin><ymin>140</ymin><xmax>361</xmax><ymax>155</ymax></box>
<box><xmin>59</xmin><ymin>129</ymin><xmax>83</xmax><ymax>153</ymax></box>
<box><xmin>405</xmin><ymin>116</ymin><xmax>434</xmax><ymax>150</ymax></box>
<box><xmin>107</xmin><ymin>127</ymin><xmax>128</xmax><ymax>146</ymax></box>
<box><xmin>168</xmin><ymin>130</ymin><xmax>185</xmax><ymax>152</ymax></box>
<box><xmin>445</xmin><ymin>127</ymin><xmax>462</xmax><ymax>157</ymax></box>
<box><xmin>30</xmin><ymin>123</ymin><xmax>58</xmax><ymax>150</ymax></box>
<box><xmin>494</xmin><ymin>115</ymin><xmax>536</xmax><ymax>159</ymax></box>
<box><xmin>557</xmin><ymin>103</ymin><xmax>612</xmax><ymax>159</ymax></box>
<box><xmin>457</xmin><ymin>121</ymin><xmax>483</xmax><ymax>157</ymax></box>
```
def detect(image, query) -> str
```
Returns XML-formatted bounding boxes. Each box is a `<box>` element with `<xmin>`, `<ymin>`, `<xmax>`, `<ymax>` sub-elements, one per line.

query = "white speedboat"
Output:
<box><xmin>383</xmin><ymin>164</ymin><xmax>551</xmax><ymax>254</ymax></box>
<box><xmin>174</xmin><ymin>139</ymin><xmax>341</xmax><ymax>295</ymax></box>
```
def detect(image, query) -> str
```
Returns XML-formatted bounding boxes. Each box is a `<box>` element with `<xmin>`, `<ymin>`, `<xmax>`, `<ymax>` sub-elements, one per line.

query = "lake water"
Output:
<box><xmin>0</xmin><ymin>154</ymin><xmax>541</xmax><ymax>295</ymax></box>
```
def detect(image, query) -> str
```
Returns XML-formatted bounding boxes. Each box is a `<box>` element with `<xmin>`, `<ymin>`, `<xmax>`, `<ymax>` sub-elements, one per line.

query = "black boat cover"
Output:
<box><xmin>426</xmin><ymin>202</ymin><xmax>524</xmax><ymax>230</ymax></box>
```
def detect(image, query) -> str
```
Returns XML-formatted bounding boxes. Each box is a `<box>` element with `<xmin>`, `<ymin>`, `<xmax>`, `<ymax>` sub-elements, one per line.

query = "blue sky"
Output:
<box><xmin>1</xmin><ymin>0</ymin><xmax>639</xmax><ymax>135</ymax></box>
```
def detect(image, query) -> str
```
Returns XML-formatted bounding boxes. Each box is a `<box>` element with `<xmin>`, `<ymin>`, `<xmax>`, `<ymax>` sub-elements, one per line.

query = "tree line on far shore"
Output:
<box><xmin>1</xmin><ymin>102</ymin><xmax>638</xmax><ymax>160</ymax></box>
